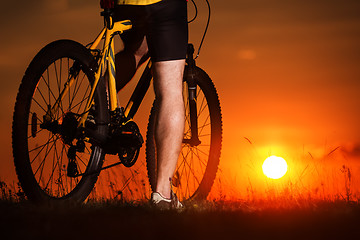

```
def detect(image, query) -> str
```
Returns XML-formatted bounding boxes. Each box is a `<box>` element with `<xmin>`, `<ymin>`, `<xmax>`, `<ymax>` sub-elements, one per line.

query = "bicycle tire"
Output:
<box><xmin>146</xmin><ymin>66</ymin><xmax>222</xmax><ymax>201</ymax></box>
<box><xmin>12</xmin><ymin>40</ymin><xmax>108</xmax><ymax>203</ymax></box>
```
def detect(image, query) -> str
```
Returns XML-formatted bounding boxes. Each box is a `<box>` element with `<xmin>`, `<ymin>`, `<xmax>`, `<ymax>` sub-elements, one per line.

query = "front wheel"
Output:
<box><xmin>146</xmin><ymin>66</ymin><xmax>222</xmax><ymax>202</ymax></box>
<box><xmin>12</xmin><ymin>40</ymin><xmax>108</xmax><ymax>203</ymax></box>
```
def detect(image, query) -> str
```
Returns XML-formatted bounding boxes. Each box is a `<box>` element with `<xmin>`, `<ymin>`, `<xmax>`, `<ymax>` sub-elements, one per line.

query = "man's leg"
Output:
<box><xmin>152</xmin><ymin>59</ymin><xmax>185</xmax><ymax>199</ymax></box>
<box><xmin>115</xmin><ymin>37</ymin><xmax>149</xmax><ymax>91</ymax></box>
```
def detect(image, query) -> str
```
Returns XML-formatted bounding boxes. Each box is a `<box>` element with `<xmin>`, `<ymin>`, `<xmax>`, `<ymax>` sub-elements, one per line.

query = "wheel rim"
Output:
<box><xmin>27</xmin><ymin>57</ymin><xmax>94</xmax><ymax>198</ymax></box>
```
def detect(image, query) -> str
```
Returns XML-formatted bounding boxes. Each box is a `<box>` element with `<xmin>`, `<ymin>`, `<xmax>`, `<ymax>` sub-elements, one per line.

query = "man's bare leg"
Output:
<box><xmin>115</xmin><ymin>39</ymin><xmax>185</xmax><ymax>199</ymax></box>
<box><xmin>152</xmin><ymin>60</ymin><xmax>185</xmax><ymax>199</ymax></box>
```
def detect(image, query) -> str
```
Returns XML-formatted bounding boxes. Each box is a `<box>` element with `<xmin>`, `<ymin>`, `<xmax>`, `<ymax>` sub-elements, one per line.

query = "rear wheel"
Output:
<box><xmin>12</xmin><ymin>40</ymin><xmax>108</xmax><ymax>203</ymax></box>
<box><xmin>146</xmin><ymin>66</ymin><xmax>222</xmax><ymax>201</ymax></box>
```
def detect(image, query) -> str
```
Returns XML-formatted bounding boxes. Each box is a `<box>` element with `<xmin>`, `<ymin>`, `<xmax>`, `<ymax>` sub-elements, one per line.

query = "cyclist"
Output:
<box><xmin>100</xmin><ymin>0</ymin><xmax>188</xmax><ymax>209</ymax></box>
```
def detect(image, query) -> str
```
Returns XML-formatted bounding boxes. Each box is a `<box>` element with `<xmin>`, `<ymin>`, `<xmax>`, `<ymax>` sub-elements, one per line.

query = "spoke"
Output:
<box><xmin>57</xmin><ymin>59</ymin><xmax>66</xmax><ymax>120</ymax></box>
<box><xmin>68</xmin><ymin>64</ymin><xmax>72</xmax><ymax>110</ymax></box>
<box><xmin>69</xmin><ymin>72</ymin><xmax>87</xmax><ymax>111</ymax></box>
<box><xmin>54</xmin><ymin>59</ymin><xmax>60</xmax><ymax>96</ymax></box>
<box><xmin>75</xmin><ymin>151</ymin><xmax>91</xmax><ymax>173</ymax></box>
<box><xmin>195</xmin><ymin>147</ymin><xmax>207</xmax><ymax>175</ymax></box>
<box><xmin>46</xmin><ymin>68</ymin><xmax>51</xmax><ymax>106</ymax></box>
<box><xmin>191</xmin><ymin>147</ymin><xmax>204</xmax><ymax>178</ymax></box>
<box><xmin>41</xmin><ymin>72</ymin><xmax>58</xmax><ymax>109</ymax></box>
<box><xmin>178</xmin><ymin>146</ymin><xmax>192</xmax><ymax>171</ymax></box>
<box><xmin>187</xmin><ymin>150</ymin><xmax>194</xmax><ymax>198</ymax></box>
<box><xmin>199</xmin><ymin>133</ymin><xmax>211</xmax><ymax>138</ymax></box>
<box><xmin>191</xmin><ymin>148</ymin><xmax>209</xmax><ymax>169</ymax></box>
<box><xmin>31</xmin><ymin>97</ymin><xmax>48</xmax><ymax>115</ymax></box>
<box><xmin>44</xmin><ymin>139</ymin><xmax>61</xmax><ymax>191</ymax></box>
<box><xmin>190</xmin><ymin>147</ymin><xmax>207</xmax><ymax>173</ymax></box>
<box><xmin>182</xmin><ymin>144</ymin><xmax>209</xmax><ymax>174</ymax></box>
<box><xmin>191</xmin><ymin>150</ymin><xmax>198</xmax><ymax>196</ymax></box>
<box><xmin>33</xmin><ymin>134</ymin><xmax>58</xmax><ymax>179</ymax></box>
<box><xmin>58</xmin><ymin>58</ymin><xmax>62</xmax><ymax>96</ymax></box>
<box><xmin>28</xmin><ymin>111</ymin><xmax>44</xmax><ymax>125</ymax></box>
<box><xmin>30</xmin><ymin>134</ymin><xmax>58</xmax><ymax>164</ymax></box>
<box><xmin>68</xmin><ymin>95</ymin><xmax>90</xmax><ymax>115</ymax></box>
<box><xmin>176</xmin><ymin>151</ymin><xmax>187</xmax><ymax>197</ymax></box>
<box><xmin>197</xmin><ymin>112</ymin><xmax>210</xmax><ymax>135</ymax></box>
<box><xmin>183</xmin><ymin>122</ymin><xmax>192</xmax><ymax>137</ymax></box>
<box><xmin>84</xmin><ymin>143</ymin><xmax>92</xmax><ymax>155</ymax></box>
<box><xmin>76</xmin><ymin>80</ymin><xmax>91</xmax><ymax>115</ymax></box>
<box><xmin>185</xmin><ymin>150</ymin><xmax>192</xmax><ymax>197</ymax></box>
<box><xmin>27</xmin><ymin>128</ymin><xmax>47</xmax><ymax>140</ymax></box>
<box><xmin>197</xmin><ymin>95</ymin><xmax>208</xmax><ymax>117</ymax></box>
<box><xmin>191</xmin><ymin>146</ymin><xmax>210</xmax><ymax>161</ymax></box>
<box><xmin>58</xmin><ymin>142</ymin><xmax>68</xmax><ymax>196</ymax></box>
<box><xmin>35</xmin><ymin>131</ymin><xmax>56</xmax><ymax>183</ymax></box>
<box><xmin>54</xmin><ymin>58</ymin><xmax>73</xmax><ymax>119</ymax></box>
<box><xmin>68</xmin><ymin>70</ymin><xmax>76</xmax><ymax>111</ymax></box>
<box><xmin>182</xmin><ymin>147</ymin><xmax>203</xmax><ymax>185</ymax></box>
<box><xmin>34</xmin><ymin>86</ymin><xmax>50</xmax><ymax>111</ymax></box>
<box><xmin>177</xmin><ymin>147</ymin><xmax>192</xmax><ymax>196</ymax></box>
<box><xmin>29</xmin><ymin>137</ymin><xmax>57</xmax><ymax>154</ymax></box>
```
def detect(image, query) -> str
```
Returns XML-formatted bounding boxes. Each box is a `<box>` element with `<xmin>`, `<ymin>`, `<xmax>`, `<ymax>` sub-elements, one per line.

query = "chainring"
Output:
<box><xmin>118</xmin><ymin>146</ymin><xmax>140</xmax><ymax>167</ymax></box>
<box><xmin>105</xmin><ymin>120</ymin><xmax>143</xmax><ymax>167</ymax></box>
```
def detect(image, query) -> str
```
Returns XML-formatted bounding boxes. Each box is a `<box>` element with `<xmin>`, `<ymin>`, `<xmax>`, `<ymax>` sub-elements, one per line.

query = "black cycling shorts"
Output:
<box><xmin>113</xmin><ymin>0</ymin><xmax>188</xmax><ymax>62</ymax></box>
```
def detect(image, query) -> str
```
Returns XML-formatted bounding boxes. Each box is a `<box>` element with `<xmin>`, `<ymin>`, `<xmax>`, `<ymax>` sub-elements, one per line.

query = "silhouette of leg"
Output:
<box><xmin>115</xmin><ymin>37</ymin><xmax>149</xmax><ymax>91</ymax></box>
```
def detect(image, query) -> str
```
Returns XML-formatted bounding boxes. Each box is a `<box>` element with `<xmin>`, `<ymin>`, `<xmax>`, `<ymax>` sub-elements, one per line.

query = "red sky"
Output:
<box><xmin>1</xmin><ymin>0</ymin><xmax>360</xmax><ymax>199</ymax></box>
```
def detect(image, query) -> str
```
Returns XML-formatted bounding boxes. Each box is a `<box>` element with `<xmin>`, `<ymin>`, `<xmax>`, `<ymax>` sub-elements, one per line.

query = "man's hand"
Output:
<box><xmin>100</xmin><ymin>0</ymin><xmax>114</xmax><ymax>9</ymax></box>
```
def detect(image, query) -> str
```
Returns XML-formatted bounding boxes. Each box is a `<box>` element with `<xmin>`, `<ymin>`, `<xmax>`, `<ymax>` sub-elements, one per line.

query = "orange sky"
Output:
<box><xmin>1</xmin><ymin>0</ymin><xmax>360</xmax><ymax>200</ymax></box>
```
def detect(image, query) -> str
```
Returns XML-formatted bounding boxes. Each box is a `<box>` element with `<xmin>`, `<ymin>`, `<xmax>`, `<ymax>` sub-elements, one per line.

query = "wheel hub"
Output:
<box><xmin>40</xmin><ymin>112</ymin><xmax>79</xmax><ymax>145</ymax></box>
<box><xmin>60</xmin><ymin>112</ymin><xmax>78</xmax><ymax>144</ymax></box>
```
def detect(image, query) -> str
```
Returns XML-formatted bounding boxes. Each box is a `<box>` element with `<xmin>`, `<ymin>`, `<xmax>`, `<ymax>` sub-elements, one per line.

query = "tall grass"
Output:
<box><xmin>2</xmin><ymin>139</ymin><xmax>360</xmax><ymax>210</ymax></box>
<box><xmin>207</xmin><ymin>138</ymin><xmax>360</xmax><ymax>209</ymax></box>
<box><xmin>0</xmin><ymin>179</ymin><xmax>25</xmax><ymax>202</ymax></box>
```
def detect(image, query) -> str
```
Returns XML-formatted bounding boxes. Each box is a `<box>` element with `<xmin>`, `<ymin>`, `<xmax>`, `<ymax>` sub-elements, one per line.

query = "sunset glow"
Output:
<box><xmin>2</xmin><ymin>1</ymin><xmax>360</xmax><ymax>203</ymax></box>
<box><xmin>262</xmin><ymin>156</ymin><xmax>288</xmax><ymax>179</ymax></box>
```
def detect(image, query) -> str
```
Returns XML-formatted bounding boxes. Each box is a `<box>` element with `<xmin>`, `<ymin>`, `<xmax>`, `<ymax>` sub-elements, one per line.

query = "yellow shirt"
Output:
<box><xmin>116</xmin><ymin>0</ymin><xmax>162</xmax><ymax>5</ymax></box>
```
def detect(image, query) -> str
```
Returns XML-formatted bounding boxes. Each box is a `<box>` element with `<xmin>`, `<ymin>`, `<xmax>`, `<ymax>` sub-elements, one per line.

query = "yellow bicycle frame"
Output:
<box><xmin>43</xmin><ymin>18</ymin><xmax>132</xmax><ymax>128</ymax></box>
<box><xmin>84</xmin><ymin>19</ymin><xmax>132</xmax><ymax>126</ymax></box>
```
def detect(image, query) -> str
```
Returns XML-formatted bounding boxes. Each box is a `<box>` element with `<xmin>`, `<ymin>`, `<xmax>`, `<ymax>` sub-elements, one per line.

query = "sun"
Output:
<box><xmin>262</xmin><ymin>155</ymin><xmax>288</xmax><ymax>179</ymax></box>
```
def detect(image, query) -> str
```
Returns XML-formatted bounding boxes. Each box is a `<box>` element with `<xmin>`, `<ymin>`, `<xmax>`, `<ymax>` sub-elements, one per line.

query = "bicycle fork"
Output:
<box><xmin>183</xmin><ymin>44</ymin><xmax>201</xmax><ymax>147</ymax></box>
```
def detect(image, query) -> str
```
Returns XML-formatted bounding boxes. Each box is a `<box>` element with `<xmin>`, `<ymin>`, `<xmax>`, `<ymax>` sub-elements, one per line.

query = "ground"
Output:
<box><xmin>1</xmin><ymin>199</ymin><xmax>359</xmax><ymax>239</ymax></box>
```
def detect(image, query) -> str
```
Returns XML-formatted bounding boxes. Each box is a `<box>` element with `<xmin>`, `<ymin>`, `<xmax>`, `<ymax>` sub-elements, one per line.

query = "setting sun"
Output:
<box><xmin>262</xmin><ymin>156</ymin><xmax>288</xmax><ymax>179</ymax></box>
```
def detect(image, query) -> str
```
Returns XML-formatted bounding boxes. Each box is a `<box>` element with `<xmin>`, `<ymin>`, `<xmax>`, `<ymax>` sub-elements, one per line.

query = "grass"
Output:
<box><xmin>2</xmin><ymin>140</ymin><xmax>360</xmax><ymax>239</ymax></box>
<box><xmin>2</xmin><ymin>175</ymin><xmax>360</xmax><ymax>239</ymax></box>
<box><xmin>1</xmin><ymin>196</ymin><xmax>360</xmax><ymax>239</ymax></box>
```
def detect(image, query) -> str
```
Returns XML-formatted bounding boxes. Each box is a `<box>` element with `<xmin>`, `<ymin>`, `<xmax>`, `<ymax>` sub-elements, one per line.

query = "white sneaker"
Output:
<box><xmin>150</xmin><ymin>191</ymin><xmax>184</xmax><ymax>210</ymax></box>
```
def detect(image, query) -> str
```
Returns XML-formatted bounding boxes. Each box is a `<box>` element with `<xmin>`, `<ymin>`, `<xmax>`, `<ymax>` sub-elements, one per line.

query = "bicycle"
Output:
<box><xmin>12</xmin><ymin>2</ymin><xmax>222</xmax><ymax>203</ymax></box>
